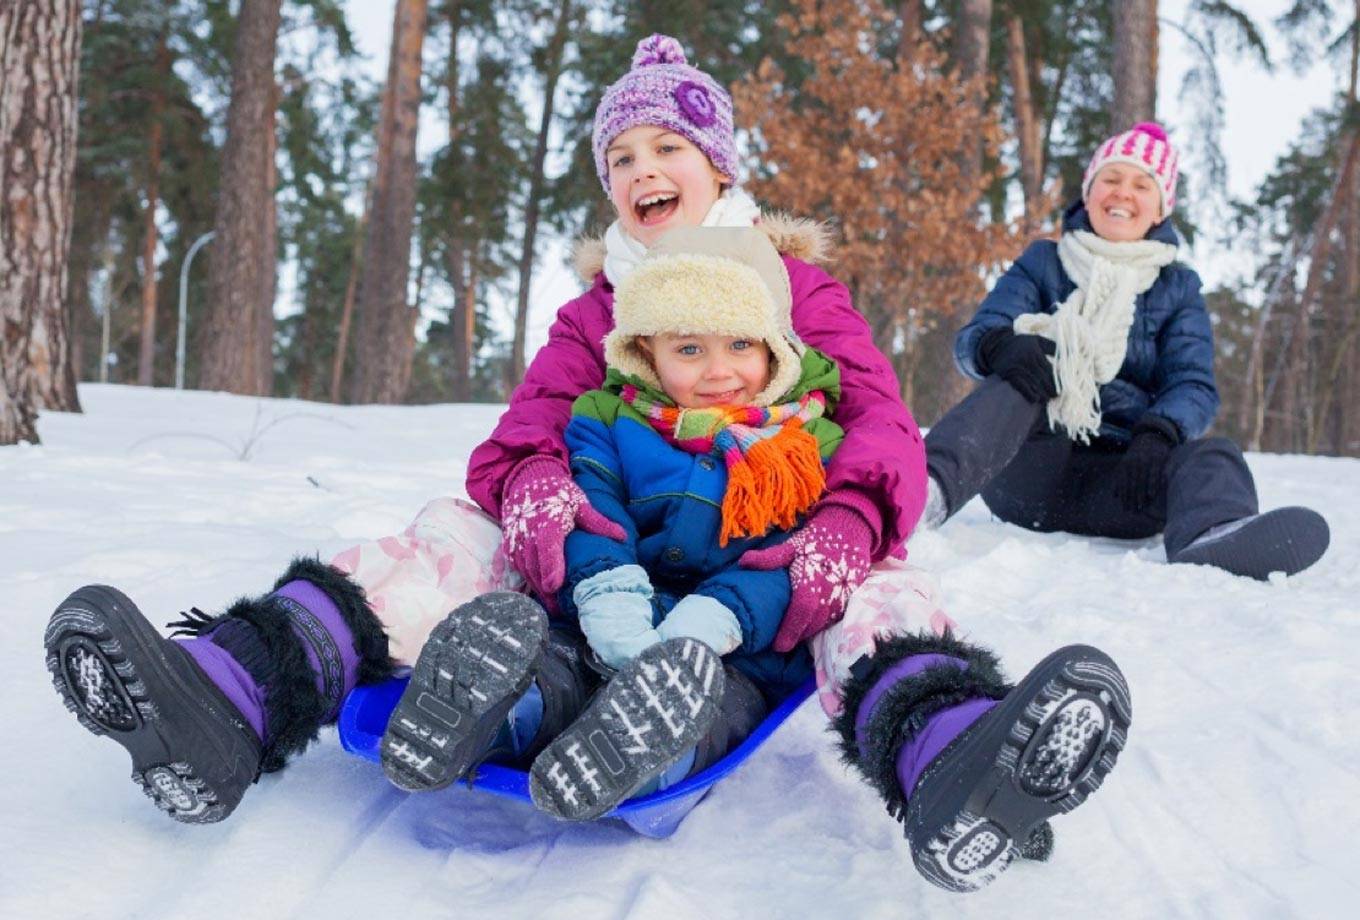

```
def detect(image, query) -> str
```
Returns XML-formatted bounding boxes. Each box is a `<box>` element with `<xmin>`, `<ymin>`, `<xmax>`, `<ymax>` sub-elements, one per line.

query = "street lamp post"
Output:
<box><xmin>176</xmin><ymin>230</ymin><xmax>215</xmax><ymax>390</ymax></box>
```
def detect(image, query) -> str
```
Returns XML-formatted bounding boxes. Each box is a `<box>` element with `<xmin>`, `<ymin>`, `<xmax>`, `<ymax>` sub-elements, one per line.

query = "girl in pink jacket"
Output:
<box><xmin>43</xmin><ymin>33</ymin><xmax>1131</xmax><ymax>894</ymax></box>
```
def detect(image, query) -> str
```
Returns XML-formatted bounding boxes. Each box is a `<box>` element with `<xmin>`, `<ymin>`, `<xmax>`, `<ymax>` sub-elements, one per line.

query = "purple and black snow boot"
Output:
<box><xmin>834</xmin><ymin>634</ymin><xmax>1131</xmax><ymax>893</ymax></box>
<box><xmin>44</xmin><ymin>558</ymin><xmax>393</xmax><ymax>823</ymax></box>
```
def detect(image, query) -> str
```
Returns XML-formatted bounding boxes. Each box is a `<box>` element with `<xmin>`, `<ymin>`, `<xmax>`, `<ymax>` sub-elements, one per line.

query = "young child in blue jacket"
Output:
<box><xmin>921</xmin><ymin>122</ymin><xmax>1329</xmax><ymax>579</ymax></box>
<box><xmin>383</xmin><ymin>226</ymin><xmax>835</xmax><ymax>819</ymax></box>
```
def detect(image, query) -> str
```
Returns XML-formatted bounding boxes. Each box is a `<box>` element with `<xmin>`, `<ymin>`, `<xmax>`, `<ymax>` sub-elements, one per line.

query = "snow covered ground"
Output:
<box><xmin>3</xmin><ymin>385</ymin><xmax>1356</xmax><ymax>920</ymax></box>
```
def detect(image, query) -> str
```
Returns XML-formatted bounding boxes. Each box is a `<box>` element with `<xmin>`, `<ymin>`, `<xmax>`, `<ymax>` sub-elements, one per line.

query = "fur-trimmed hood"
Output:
<box><xmin>571</xmin><ymin>212</ymin><xmax>835</xmax><ymax>284</ymax></box>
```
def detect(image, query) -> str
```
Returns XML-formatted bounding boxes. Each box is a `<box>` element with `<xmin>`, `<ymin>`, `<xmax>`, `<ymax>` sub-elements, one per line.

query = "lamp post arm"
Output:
<box><xmin>176</xmin><ymin>231</ymin><xmax>216</xmax><ymax>390</ymax></box>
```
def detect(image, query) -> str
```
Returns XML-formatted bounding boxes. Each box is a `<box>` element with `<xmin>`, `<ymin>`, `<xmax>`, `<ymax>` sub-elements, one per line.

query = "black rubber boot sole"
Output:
<box><xmin>904</xmin><ymin>645</ymin><xmax>1132</xmax><ymax>893</ymax></box>
<box><xmin>380</xmin><ymin>592</ymin><xmax>548</xmax><ymax>792</ymax></box>
<box><xmin>1170</xmin><ymin>506</ymin><xmax>1329</xmax><ymax>580</ymax></box>
<box><xmin>529</xmin><ymin>637</ymin><xmax>725</xmax><ymax>822</ymax></box>
<box><xmin>44</xmin><ymin>585</ymin><xmax>262</xmax><ymax>824</ymax></box>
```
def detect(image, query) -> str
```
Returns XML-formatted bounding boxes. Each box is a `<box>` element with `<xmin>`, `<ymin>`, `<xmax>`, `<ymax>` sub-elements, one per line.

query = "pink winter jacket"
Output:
<box><xmin>465</xmin><ymin>215</ymin><xmax>927</xmax><ymax>561</ymax></box>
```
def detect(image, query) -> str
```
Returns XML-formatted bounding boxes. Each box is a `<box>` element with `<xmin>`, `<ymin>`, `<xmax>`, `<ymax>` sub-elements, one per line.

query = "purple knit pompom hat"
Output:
<box><xmin>1083</xmin><ymin>121</ymin><xmax>1180</xmax><ymax>215</ymax></box>
<box><xmin>591</xmin><ymin>34</ymin><xmax>738</xmax><ymax>191</ymax></box>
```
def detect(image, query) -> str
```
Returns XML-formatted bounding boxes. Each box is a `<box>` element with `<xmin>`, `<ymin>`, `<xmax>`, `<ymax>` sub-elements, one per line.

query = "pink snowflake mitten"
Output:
<box><xmin>500</xmin><ymin>457</ymin><xmax>627</xmax><ymax>604</ymax></box>
<box><xmin>739</xmin><ymin>503</ymin><xmax>874</xmax><ymax>652</ymax></box>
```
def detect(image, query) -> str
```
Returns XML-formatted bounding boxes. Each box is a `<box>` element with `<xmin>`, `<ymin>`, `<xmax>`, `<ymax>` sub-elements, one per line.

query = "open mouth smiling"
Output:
<box><xmin>634</xmin><ymin>191</ymin><xmax>679</xmax><ymax>224</ymax></box>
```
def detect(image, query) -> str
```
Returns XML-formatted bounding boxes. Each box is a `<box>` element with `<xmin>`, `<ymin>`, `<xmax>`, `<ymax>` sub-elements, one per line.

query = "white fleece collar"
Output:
<box><xmin>603</xmin><ymin>187</ymin><xmax>762</xmax><ymax>286</ymax></box>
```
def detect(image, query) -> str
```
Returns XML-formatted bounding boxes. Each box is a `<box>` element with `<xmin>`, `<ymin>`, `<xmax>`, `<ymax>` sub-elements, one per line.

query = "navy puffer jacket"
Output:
<box><xmin>954</xmin><ymin>202</ymin><xmax>1219</xmax><ymax>443</ymax></box>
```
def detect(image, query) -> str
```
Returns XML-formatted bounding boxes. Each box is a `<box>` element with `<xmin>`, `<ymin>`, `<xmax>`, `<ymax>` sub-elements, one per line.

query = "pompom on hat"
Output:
<box><xmin>1082</xmin><ymin>121</ymin><xmax>1180</xmax><ymax>216</ymax></box>
<box><xmin>591</xmin><ymin>34</ymin><xmax>739</xmax><ymax>192</ymax></box>
<box><xmin>603</xmin><ymin>226</ymin><xmax>803</xmax><ymax>407</ymax></box>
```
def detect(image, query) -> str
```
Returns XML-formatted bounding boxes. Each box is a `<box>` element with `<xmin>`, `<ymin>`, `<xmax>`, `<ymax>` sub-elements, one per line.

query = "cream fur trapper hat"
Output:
<box><xmin>603</xmin><ymin>226</ymin><xmax>803</xmax><ymax>407</ymax></box>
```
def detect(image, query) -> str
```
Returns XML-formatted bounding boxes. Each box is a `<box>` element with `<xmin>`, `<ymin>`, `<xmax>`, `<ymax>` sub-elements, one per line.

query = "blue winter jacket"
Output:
<box><xmin>558</xmin><ymin>352</ymin><xmax>844</xmax><ymax>697</ymax></box>
<box><xmin>954</xmin><ymin>202</ymin><xmax>1219</xmax><ymax>443</ymax></box>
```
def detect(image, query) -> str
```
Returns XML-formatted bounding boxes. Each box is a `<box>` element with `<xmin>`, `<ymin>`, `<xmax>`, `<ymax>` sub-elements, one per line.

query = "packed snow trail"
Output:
<box><xmin>2</xmin><ymin>386</ymin><xmax>1356</xmax><ymax>919</ymax></box>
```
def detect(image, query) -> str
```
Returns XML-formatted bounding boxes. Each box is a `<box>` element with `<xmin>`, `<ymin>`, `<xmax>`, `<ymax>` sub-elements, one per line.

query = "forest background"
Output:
<box><xmin>3</xmin><ymin>0</ymin><xmax>1358</xmax><ymax>458</ymax></box>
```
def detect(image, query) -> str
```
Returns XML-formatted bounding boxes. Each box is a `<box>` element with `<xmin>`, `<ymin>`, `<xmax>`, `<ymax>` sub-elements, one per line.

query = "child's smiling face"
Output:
<box><xmin>606</xmin><ymin>126</ymin><xmax>730</xmax><ymax>247</ymax></box>
<box><xmin>1085</xmin><ymin>163</ymin><xmax>1163</xmax><ymax>242</ymax></box>
<box><xmin>639</xmin><ymin>333</ymin><xmax>772</xmax><ymax>409</ymax></box>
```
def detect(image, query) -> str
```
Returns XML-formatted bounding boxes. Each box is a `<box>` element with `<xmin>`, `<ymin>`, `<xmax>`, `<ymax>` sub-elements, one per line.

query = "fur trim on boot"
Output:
<box><xmin>829</xmin><ymin>631</ymin><xmax>1009</xmax><ymax>821</ymax></box>
<box><xmin>273</xmin><ymin>556</ymin><xmax>396</xmax><ymax>686</ymax></box>
<box><xmin>173</xmin><ymin>557</ymin><xmax>395</xmax><ymax>773</ymax></box>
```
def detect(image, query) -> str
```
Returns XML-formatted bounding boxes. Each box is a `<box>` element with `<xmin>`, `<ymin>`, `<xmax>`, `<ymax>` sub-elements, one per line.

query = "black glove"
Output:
<box><xmin>1115</xmin><ymin>416</ymin><xmax>1180</xmax><ymax>512</ymax></box>
<box><xmin>976</xmin><ymin>327</ymin><xmax>1059</xmax><ymax>403</ymax></box>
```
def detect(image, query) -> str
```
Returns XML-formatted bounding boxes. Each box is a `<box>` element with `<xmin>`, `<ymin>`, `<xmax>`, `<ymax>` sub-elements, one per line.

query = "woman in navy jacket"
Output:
<box><xmin>922</xmin><ymin>123</ymin><xmax>1328</xmax><ymax>579</ymax></box>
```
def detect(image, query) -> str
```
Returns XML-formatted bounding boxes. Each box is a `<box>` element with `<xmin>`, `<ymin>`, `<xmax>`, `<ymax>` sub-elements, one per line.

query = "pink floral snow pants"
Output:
<box><xmin>331</xmin><ymin>498</ymin><xmax>957</xmax><ymax>713</ymax></box>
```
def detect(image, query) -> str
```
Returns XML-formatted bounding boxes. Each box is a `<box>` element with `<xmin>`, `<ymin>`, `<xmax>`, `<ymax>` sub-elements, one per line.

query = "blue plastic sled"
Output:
<box><xmin>338</xmin><ymin>675</ymin><xmax>815</xmax><ymax>838</ymax></box>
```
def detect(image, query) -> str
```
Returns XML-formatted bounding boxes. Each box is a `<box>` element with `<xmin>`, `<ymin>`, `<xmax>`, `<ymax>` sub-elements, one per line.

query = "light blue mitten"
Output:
<box><xmin>574</xmin><ymin>564</ymin><xmax>662</xmax><ymax>670</ymax></box>
<box><xmin>657</xmin><ymin>594</ymin><xmax>742</xmax><ymax>655</ymax></box>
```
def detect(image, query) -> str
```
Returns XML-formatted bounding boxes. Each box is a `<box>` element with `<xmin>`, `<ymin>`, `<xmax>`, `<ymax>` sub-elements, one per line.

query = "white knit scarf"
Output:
<box><xmin>1013</xmin><ymin>229</ymin><xmax>1178</xmax><ymax>443</ymax></box>
<box><xmin>603</xmin><ymin>187</ymin><xmax>762</xmax><ymax>285</ymax></box>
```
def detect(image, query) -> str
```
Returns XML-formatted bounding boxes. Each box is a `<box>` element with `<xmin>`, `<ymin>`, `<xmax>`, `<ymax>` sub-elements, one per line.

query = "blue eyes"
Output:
<box><xmin>673</xmin><ymin>340</ymin><xmax>755</xmax><ymax>357</ymax></box>
<box><xmin>612</xmin><ymin>145</ymin><xmax>681</xmax><ymax>168</ymax></box>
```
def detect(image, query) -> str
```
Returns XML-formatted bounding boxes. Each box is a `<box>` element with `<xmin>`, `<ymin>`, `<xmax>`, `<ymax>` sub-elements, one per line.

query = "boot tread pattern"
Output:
<box><xmin>44</xmin><ymin>587</ymin><xmax>251</xmax><ymax>824</ymax></box>
<box><xmin>528</xmin><ymin>638</ymin><xmax>724</xmax><ymax>822</ymax></box>
<box><xmin>914</xmin><ymin>647</ymin><xmax>1132</xmax><ymax>893</ymax></box>
<box><xmin>381</xmin><ymin>593</ymin><xmax>547</xmax><ymax>792</ymax></box>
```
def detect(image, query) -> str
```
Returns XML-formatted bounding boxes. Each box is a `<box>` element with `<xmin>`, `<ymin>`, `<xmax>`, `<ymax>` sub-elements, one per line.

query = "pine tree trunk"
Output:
<box><xmin>198</xmin><ymin>0</ymin><xmax>281</xmax><ymax>395</ymax></box>
<box><xmin>330</xmin><ymin>185</ymin><xmax>370</xmax><ymax>403</ymax></box>
<box><xmin>1285</xmin><ymin>129</ymin><xmax>1360</xmax><ymax>450</ymax></box>
<box><xmin>940</xmin><ymin>0</ymin><xmax>993</xmax><ymax>410</ymax></box>
<box><xmin>898</xmin><ymin>0</ymin><xmax>923</xmax><ymax>57</ymax></box>
<box><xmin>0</xmin><ymin>0</ymin><xmax>83</xmax><ymax>445</ymax></box>
<box><xmin>444</xmin><ymin>3</ymin><xmax>473</xmax><ymax>402</ymax></box>
<box><xmin>1111</xmin><ymin>0</ymin><xmax>1158</xmax><ymax>130</ymax></box>
<box><xmin>509</xmin><ymin>0</ymin><xmax>573</xmax><ymax>392</ymax></box>
<box><xmin>348</xmin><ymin>0</ymin><xmax>429</xmax><ymax>405</ymax></box>
<box><xmin>952</xmin><ymin>0</ymin><xmax>992</xmax><ymax>188</ymax></box>
<box><xmin>1344</xmin><ymin>5</ymin><xmax>1360</xmax><ymax>454</ymax></box>
<box><xmin>459</xmin><ymin>260</ymin><xmax>477</xmax><ymax>400</ymax></box>
<box><xmin>137</xmin><ymin>29</ymin><xmax>169</xmax><ymax>387</ymax></box>
<box><xmin>257</xmin><ymin>77</ymin><xmax>279</xmax><ymax>394</ymax></box>
<box><xmin>1006</xmin><ymin>16</ymin><xmax>1044</xmax><ymax>225</ymax></box>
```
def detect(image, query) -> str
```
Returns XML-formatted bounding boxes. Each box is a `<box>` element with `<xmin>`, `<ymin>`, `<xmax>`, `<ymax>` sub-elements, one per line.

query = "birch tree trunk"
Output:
<box><xmin>348</xmin><ymin>0</ymin><xmax>429</xmax><ymax>404</ymax></box>
<box><xmin>198</xmin><ymin>0</ymin><xmax>281</xmax><ymax>395</ymax></box>
<box><xmin>0</xmin><ymin>0</ymin><xmax>83</xmax><ymax>445</ymax></box>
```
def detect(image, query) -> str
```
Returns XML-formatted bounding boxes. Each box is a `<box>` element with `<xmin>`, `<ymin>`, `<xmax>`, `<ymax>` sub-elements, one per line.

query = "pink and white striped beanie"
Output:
<box><xmin>1082</xmin><ymin>122</ymin><xmax>1180</xmax><ymax>216</ymax></box>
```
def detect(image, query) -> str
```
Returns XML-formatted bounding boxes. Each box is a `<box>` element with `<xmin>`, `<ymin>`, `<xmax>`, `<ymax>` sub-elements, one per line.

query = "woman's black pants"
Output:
<box><xmin>924</xmin><ymin>377</ymin><xmax>1258</xmax><ymax>556</ymax></box>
